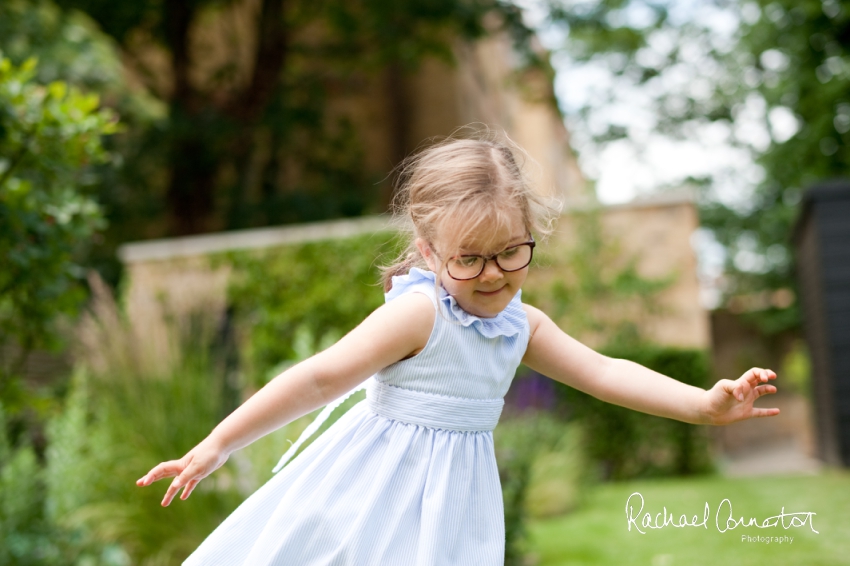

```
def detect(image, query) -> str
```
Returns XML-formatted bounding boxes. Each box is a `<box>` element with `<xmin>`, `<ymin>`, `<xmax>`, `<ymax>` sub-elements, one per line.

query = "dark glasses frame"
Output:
<box><xmin>440</xmin><ymin>237</ymin><xmax>536</xmax><ymax>281</ymax></box>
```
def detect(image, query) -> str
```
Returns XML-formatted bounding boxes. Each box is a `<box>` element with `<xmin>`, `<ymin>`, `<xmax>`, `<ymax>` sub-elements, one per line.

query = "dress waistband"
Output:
<box><xmin>366</xmin><ymin>380</ymin><xmax>504</xmax><ymax>432</ymax></box>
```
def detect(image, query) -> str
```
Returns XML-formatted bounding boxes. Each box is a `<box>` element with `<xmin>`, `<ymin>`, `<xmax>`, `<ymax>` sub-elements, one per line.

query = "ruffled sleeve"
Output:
<box><xmin>384</xmin><ymin>267</ymin><xmax>527</xmax><ymax>339</ymax></box>
<box><xmin>384</xmin><ymin>267</ymin><xmax>440</xmax><ymax>304</ymax></box>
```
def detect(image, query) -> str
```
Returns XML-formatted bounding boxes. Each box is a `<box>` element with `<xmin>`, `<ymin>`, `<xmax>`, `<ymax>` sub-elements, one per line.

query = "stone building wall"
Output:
<box><xmin>594</xmin><ymin>194</ymin><xmax>709</xmax><ymax>349</ymax></box>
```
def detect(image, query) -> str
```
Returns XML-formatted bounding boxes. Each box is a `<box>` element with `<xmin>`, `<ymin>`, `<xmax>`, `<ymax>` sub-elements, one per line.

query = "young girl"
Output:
<box><xmin>136</xmin><ymin>132</ymin><xmax>779</xmax><ymax>565</ymax></box>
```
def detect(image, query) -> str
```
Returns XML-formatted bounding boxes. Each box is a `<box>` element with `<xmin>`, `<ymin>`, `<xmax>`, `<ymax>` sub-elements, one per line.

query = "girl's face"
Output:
<box><xmin>416</xmin><ymin>214</ymin><xmax>530</xmax><ymax>318</ymax></box>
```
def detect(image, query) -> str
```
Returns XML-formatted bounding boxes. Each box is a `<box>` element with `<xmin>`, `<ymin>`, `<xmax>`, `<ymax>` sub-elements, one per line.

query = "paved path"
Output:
<box><xmin>716</xmin><ymin>443</ymin><xmax>823</xmax><ymax>477</ymax></box>
<box><xmin>712</xmin><ymin>393</ymin><xmax>825</xmax><ymax>477</ymax></box>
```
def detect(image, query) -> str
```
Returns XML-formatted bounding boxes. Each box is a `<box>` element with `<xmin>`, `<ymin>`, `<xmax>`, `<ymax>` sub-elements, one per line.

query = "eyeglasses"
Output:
<box><xmin>439</xmin><ymin>238</ymin><xmax>536</xmax><ymax>280</ymax></box>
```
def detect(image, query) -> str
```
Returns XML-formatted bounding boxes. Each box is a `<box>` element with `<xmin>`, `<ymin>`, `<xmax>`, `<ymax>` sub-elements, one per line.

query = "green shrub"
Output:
<box><xmin>0</xmin><ymin>54</ymin><xmax>116</xmax><ymax>414</ymax></box>
<box><xmin>48</xmin><ymin>273</ymin><xmax>378</xmax><ymax>565</ymax></box>
<box><xmin>495</xmin><ymin>412</ymin><xmax>590</xmax><ymax>566</ymax></box>
<box><xmin>0</xmin><ymin>402</ymin><xmax>55</xmax><ymax>565</ymax></box>
<box><xmin>0</xmin><ymin>398</ymin><xmax>130</xmax><ymax>566</ymax></box>
<box><xmin>557</xmin><ymin>345</ymin><xmax>714</xmax><ymax>481</ymax></box>
<box><xmin>222</xmin><ymin>231</ymin><xmax>403</xmax><ymax>386</ymax></box>
<box><xmin>45</xmin><ymin>355</ymin><xmax>245</xmax><ymax>565</ymax></box>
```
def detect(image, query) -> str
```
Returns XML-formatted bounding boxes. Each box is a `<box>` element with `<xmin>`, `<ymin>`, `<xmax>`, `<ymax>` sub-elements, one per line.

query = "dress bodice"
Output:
<box><xmin>374</xmin><ymin>268</ymin><xmax>530</xmax><ymax>400</ymax></box>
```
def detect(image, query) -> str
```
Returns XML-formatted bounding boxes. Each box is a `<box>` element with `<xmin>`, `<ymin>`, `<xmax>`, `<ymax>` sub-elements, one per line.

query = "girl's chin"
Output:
<box><xmin>465</xmin><ymin>301</ymin><xmax>508</xmax><ymax>319</ymax></box>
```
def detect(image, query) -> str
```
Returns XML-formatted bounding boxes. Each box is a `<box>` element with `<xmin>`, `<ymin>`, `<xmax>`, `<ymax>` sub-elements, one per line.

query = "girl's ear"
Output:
<box><xmin>415</xmin><ymin>237</ymin><xmax>438</xmax><ymax>272</ymax></box>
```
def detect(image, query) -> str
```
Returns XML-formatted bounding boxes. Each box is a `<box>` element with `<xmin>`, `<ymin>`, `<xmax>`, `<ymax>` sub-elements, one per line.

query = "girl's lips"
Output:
<box><xmin>476</xmin><ymin>287</ymin><xmax>504</xmax><ymax>296</ymax></box>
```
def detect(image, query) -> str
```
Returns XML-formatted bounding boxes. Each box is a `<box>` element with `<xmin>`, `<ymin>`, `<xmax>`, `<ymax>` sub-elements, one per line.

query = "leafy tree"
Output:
<box><xmin>53</xmin><ymin>0</ymin><xmax>539</xmax><ymax>238</ymax></box>
<box><xmin>706</xmin><ymin>0</ymin><xmax>850</xmax><ymax>337</ymax></box>
<box><xmin>538</xmin><ymin>0</ymin><xmax>848</xmax><ymax>337</ymax></box>
<box><xmin>0</xmin><ymin>55</ymin><xmax>117</xmax><ymax>416</ymax></box>
<box><xmin>0</xmin><ymin>0</ymin><xmax>124</xmax><ymax>90</ymax></box>
<box><xmin>1</xmin><ymin>0</ymin><xmax>170</xmax><ymax>289</ymax></box>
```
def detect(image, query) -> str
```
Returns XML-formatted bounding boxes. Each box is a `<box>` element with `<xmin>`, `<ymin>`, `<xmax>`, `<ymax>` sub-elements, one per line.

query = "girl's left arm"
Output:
<box><xmin>521</xmin><ymin>305</ymin><xmax>779</xmax><ymax>425</ymax></box>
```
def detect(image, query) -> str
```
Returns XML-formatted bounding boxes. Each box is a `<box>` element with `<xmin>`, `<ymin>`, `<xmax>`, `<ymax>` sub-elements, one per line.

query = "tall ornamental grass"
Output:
<box><xmin>45</xmin><ymin>270</ymin><xmax>363</xmax><ymax>565</ymax></box>
<box><xmin>44</xmin><ymin>272</ymin><xmax>243</xmax><ymax>564</ymax></box>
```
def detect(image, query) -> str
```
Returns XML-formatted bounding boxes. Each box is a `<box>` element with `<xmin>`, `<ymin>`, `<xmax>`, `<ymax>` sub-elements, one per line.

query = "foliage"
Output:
<box><xmin>523</xmin><ymin>206</ymin><xmax>676</xmax><ymax>348</ymax></box>
<box><xmin>0</xmin><ymin>0</ymin><xmax>168</xmax><ymax>291</ymax></box>
<box><xmin>0</xmin><ymin>0</ymin><xmax>123</xmax><ymax>90</ymax></box>
<box><xmin>495</xmin><ymin>412</ymin><xmax>589</xmax><ymax>566</ymax></box>
<box><xmin>19</xmin><ymin>264</ymin><xmax>373</xmax><ymax>565</ymax></box>
<box><xmin>557</xmin><ymin>344</ymin><xmax>714</xmax><ymax>481</ymax></box>
<box><xmin>0</xmin><ymin>398</ymin><xmax>129</xmax><ymax>566</ymax></box>
<box><xmin>779</xmin><ymin>337</ymin><xmax>812</xmax><ymax>398</ymax></box>
<box><xmin>0</xmin><ymin>54</ymin><xmax>116</xmax><ymax>415</ymax></box>
<box><xmin>540</xmin><ymin>0</ymin><xmax>850</xmax><ymax>337</ymax></box>
<box><xmin>700</xmin><ymin>0</ymin><xmax>850</xmax><ymax>337</ymax></box>
<box><xmin>53</xmin><ymin>272</ymin><xmax>264</xmax><ymax>565</ymax></box>
<box><xmin>46</xmin><ymin>0</ymin><xmax>541</xmax><ymax>240</ymax></box>
<box><xmin>43</xmin><ymin>364</ymin><xmax>248</xmax><ymax>566</ymax></box>
<box><xmin>0</xmin><ymin>400</ymin><xmax>57</xmax><ymax>565</ymax></box>
<box><xmin>223</xmin><ymin>231</ymin><xmax>404</xmax><ymax>386</ymax></box>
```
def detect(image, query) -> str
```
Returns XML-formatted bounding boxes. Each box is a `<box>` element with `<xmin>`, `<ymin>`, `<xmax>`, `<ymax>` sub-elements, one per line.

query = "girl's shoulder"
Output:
<box><xmin>378</xmin><ymin>268</ymin><xmax>437</xmax><ymax>327</ymax></box>
<box><xmin>522</xmin><ymin>303</ymin><xmax>548</xmax><ymax>338</ymax></box>
<box><xmin>385</xmin><ymin>267</ymin><xmax>441</xmax><ymax>307</ymax></box>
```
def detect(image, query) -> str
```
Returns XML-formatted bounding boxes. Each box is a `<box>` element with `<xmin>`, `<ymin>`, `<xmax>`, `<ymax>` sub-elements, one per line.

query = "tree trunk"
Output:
<box><xmin>162</xmin><ymin>0</ymin><xmax>290</xmax><ymax>236</ymax></box>
<box><xmin>163</xmin><ymin>0</ymin><xmax>217</xmax><ymax>235</ymax></box>
<box><xmin>166</xmin><ymin>127</ymin><xmax>218</xmax><ymax>235</ymax></box>
<box><xmin>384</xmin><ymin>60</ymin><xmax>411</xmax><ymax>209</ymax></box>
<box><xmin>227</xmin><ymin>0</ymin><xmax>288</xmax><ymax>122</ymax></box>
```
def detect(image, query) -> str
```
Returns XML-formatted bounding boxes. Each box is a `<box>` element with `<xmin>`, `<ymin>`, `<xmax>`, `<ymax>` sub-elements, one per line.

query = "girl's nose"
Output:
<box><xmin>478</xmin><ymin>259</ymin><xmax>504</xmax><ymax>282</ymax></box>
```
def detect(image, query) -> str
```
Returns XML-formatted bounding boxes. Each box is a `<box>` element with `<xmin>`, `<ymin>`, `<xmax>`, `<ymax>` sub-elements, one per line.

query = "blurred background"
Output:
<box><xmin>1</xmin><ymin>0</ymin><xmax>848</xmax><ymax>564</ymax></box>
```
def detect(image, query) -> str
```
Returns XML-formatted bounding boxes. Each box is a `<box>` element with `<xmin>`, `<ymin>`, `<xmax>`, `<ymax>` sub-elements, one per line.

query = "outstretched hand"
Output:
<box><xmin>136</xmin><ymin>438</ymin><xmax>230</xmax><ymax>507</ymax></box>
<box><xmin>702</xmin><ymin>367</ymin><xmax>779</xmax><ymax>425</ymax></box>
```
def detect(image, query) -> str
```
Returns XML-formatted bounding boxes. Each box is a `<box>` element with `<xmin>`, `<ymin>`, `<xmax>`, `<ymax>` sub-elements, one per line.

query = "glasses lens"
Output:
<box><xmin>447</xmin><ymin>256</ymin><xmax>484</xmax><ymax>279</ymax></box>
<box><xmin>496</xmin><ymin>244</ymin><xmax>533</xmax><ymax>271</ymax></box>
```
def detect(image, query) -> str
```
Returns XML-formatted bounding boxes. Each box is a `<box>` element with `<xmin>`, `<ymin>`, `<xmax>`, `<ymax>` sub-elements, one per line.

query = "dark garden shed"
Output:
<box><xmin>793</xmin><ymin>180</ymin><xmax>850</xmax><ymax>467</ymax></box>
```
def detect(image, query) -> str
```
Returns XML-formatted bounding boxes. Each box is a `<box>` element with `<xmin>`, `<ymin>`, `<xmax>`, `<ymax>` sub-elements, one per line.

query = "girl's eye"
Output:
<box><xmin>499</xmin><ymin>247</ymin><xmax>519</xmax><ymax>259</ymax></box>
<box><xmin>455</xmin><ymin>256</ymin><xmax>480</xmax><ymax>268</ymax></box>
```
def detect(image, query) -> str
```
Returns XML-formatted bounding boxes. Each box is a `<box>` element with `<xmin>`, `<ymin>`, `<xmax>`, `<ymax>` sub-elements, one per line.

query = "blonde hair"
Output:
<box><xmin>381</xmin><ymin>127</ymin><xmax>562</xmax><ymax>291</ymax></box>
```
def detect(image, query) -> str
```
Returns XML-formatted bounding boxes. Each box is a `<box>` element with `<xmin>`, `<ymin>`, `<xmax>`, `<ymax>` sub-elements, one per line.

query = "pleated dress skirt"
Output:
<box><xmin>182</xmin><ymin>380</ymin><xmax>507</xmax><ymax>565</ymax></box>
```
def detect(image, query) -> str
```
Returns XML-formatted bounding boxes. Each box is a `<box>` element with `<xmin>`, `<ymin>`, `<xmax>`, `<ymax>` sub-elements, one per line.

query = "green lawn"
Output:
<box><xmin>528</xmin><ymin>470</ymin><xmax>850</xmax><ymax>566</ymax></box>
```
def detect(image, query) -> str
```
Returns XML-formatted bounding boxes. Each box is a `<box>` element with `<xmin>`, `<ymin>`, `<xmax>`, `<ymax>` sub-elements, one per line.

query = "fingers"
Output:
<box><xmin>743</xmin><ymin>367</ymin><xmax>777</xmax><ymax>385</ymax></box>
<box><xmin>162</xmin><ymin>483</ymin><xmax>178</xmax><ymax>507</ymax></box>
<box><xmin>725</xmin><ymin>377</ymin><xmax>748</xmax><ymax>402</ymax></box>
<box><xmin>162</xmin><ymin>475</ymin><xmax>188</xmax><ymax>507</ymax></box>
<box><xmin>754</xmin><ymin>384</ymin><xmax>777</xmax><ymax>398</ymax></box>
<box><xmin>748</xmin><ymin>385</ymin><xmax>779</xmax><ymax>419</ymax></box>
<box><xmin>137</xmin><ymin>446</ymin><xmax>224</xmax><ymax>506</ymax></box>
<box><xmin>136</xmin><ymin>460</ymin><xmax>184</xmax><ymax>487</ymax></box>
<box><xmin>136</xmin><ymin>457</ymin><xmax>199</xmax><ymax>506</ymax></box>
<box><xmin>180</xmin><ymin>478</ymin><xmax>201</xmax><ymax>500</ymax></box>
<box><xmin>751</xmin><ymin>407</ymin><xmax>781</xmax><ymax>418</ymax></box>
<box><xmin>734</xmin><ymin>368</ymin><xmax>777</xmax><ymax>401</ymax></box>
<box><xmin>145</xmin><ymin>462</ymin><xmax>208</xmax><ymax>506</ymax></box>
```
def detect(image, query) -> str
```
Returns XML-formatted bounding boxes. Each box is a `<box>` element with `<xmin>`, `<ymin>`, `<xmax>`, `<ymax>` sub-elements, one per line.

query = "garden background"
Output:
<box><xmin>1</xmin><ymin>0</ymin><xmax>849</xmax><ymax>564</ymax></box>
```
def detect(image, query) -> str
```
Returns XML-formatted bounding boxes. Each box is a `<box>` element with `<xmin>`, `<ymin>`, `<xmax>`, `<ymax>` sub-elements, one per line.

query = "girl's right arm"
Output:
<box><xmin>136</xmin><ymin>292</ymin><xmax>435</xmax><ymax>507</ymax></box>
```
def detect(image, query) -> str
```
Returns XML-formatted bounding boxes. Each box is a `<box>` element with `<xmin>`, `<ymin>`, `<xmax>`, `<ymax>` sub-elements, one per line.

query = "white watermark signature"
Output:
<box><xmin>740</xmin><ymin>535</ymin><xmax>795</xmax><ymax>545</ymax></box>
<box><xmin>625</xmin><ymin>492</ymin><xmax>819</xmax><ymax>537</ymax></box>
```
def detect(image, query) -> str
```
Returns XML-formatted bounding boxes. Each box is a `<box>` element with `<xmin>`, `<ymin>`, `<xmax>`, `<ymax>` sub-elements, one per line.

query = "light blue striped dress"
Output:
<box><xmin>183</xmin><ymin>268</ymin><xmax>530</xmax><ymax>565</ymax></box>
